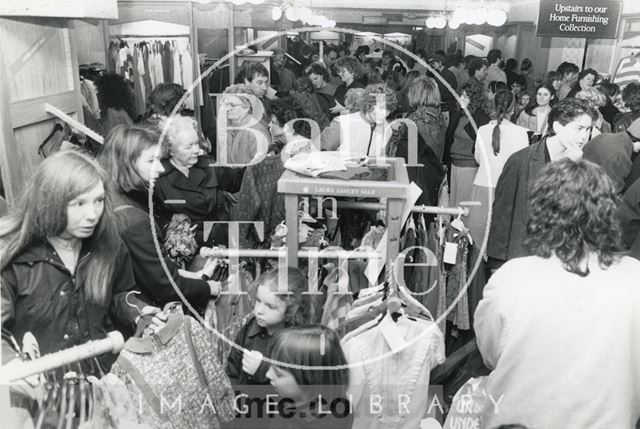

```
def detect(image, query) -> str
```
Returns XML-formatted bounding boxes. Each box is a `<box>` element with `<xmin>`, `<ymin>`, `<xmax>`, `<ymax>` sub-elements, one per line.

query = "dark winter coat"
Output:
<box><xmin>113</xmin><ymin>190</ymin><xmax>212</xmax><ymax>310</ymax></box>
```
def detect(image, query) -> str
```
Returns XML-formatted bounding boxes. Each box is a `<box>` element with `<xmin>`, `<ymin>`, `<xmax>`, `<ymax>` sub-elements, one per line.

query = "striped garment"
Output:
<box><xmin>613</xmin><ymin>54</ymin><xmax>640</xmax><ymax>87</ymax></box>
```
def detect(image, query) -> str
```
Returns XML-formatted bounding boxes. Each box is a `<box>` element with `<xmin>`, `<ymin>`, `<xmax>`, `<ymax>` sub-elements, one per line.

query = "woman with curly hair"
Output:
<box><xmin>332</xmin><ymin>56</ymin><xmax>365</xmax><ymax>114</ymax></box>
<box><xmin>470</xmin><ymin>158</ymin><xmax>640</xmax><ymax>428</ymax></box>
<box><xmin>94</xmin><ymin>72</ymin><xmax>136</xmax><ymax>134</ymax></box>
<box><xmin>566</xmin><ymin>67</ymin><xmax>599</xmax><ymax>99</ymax></box>
<box><xmin>448</xmin><ymin>81</ymin><xmax>490</xmax><ymax>205</ymax></box>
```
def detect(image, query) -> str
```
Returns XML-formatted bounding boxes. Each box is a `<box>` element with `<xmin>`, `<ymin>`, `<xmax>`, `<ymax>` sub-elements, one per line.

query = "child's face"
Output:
<box><xmin>266</xmin><ymin>365</ymin><xmax>306</xmax><ymax>402</ymax></box>
<box><xmin>254</xmin><ymin>285</ymin><xmax>287</xmax><ymax>329</ymax></box>
<box><xmin>520</xmin><ymin>95</ymin><xmax>530</xmax><ymax>106</ymax></box>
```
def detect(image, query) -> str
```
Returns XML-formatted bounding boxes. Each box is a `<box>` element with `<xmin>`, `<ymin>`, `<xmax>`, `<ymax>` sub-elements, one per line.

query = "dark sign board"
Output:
<box><xmin>537</xmin><ymin>0</ymin><xmax>622</xmax><ymax>39</ymax></box>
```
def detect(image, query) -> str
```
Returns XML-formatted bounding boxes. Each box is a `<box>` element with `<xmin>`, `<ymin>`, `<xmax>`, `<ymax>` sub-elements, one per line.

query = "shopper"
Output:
<box><xmin>556</xmin><ymin>62</ymin><xmax>579</xmax><ymax>101</ymax></box>
<box><xmin>475</xmin><ymin>159</ymin><xmax>640</xmax><ymax>428</ymax></box>
<box><xmin>469</xmin><ymin>89</ymin><xmax>528</xmax><ymax>251</ymax></box>
<box><xmin>332</xmin><ymin>56</ymin><xmax>365</xmax><ymax>113</ymax></box>
<box><xmin>566</xmin><ymin>67</ymin><xmax>598</xmax><ymax>99</ymax></box>
<box><xmin>487</xmin><ymin>98</ymin><xmax>595</xmax><ymax>268</ymax></box>
<box><xmin>153</xmin><ymin>115</ymin><xmax>244</xmax><ymax>244</ymax></box>
<box><xmin>269</xmin><ymin>98</ymin><xmax>317</xmax><ymax>160</ymax></box>
<box><xmin>227</xmin><ymin>267</ymin><xmax>318</xmax><ymax>426</ymax></box>
<box><xmin>519</xmin><ymin>58</ymin><xmax>536</xmax><ymax>92</ymax></box>
<box><xmin>597</xmin><ymin>83</ymin><xmax>621</xmax><ymax>129</ymax></box>
<box><xmin>614</xmin><ymin>82</ymin><xmax>640</xmax><ymax>133</ymax></box>
<box><xmin>467</xmin><ymin>58</ymin><xmax>489</xmax><ymax>90</ymax></box>
<box><xmin>0</xmin><ymin>150</ymin><xmax>147</xmax><ymax>373</ymax></box>
<box><xmin>392</xmin><ymin>76</ymin><xmax>446</xmax><ymax>207</ymax></box>
<box><xmin>218</xmin><ymin>84</ymin><xmax>272</xmax><ymax>165</ymax></box>
<box><xmin>448</xmin><ymin>82</ymin><xmax>490</xmax><ymax>205</ymax></box>
<box><xmin>541</xmin><ymin>70</ymin><xmax>562</xmax><ymax>93</ymax></box>
<box><xmin>98</xmin><ymin>125</ymin><xmax>223</xmax><ymax>310</ymax></box>
<box><xmin>265</xmin><ymin>325</ymin><xmax>352</xmax><ymax>429</ymax></box>
<box><xmin>321</xmin><ymin>83</ymin><xmax>396</xmax><ymax>157</ymax></box>
<box><xmin>485</xmin><ymin>49</ymin><xmax>507</xmax><ymax>89</ymax></box>
<box><xmin>94</xmin><ymin>72</ymin><xmax>135</xmax><ymax>134</ymax></box>
<box><xmin>575</xmin><ymin>87</ymin><xmax>610</xmax><ymax>134</ymax></box>
<box><xmin>516</xmin><ymin>83</ymin><xmax>556</xmax><ymax>140</ymax></box>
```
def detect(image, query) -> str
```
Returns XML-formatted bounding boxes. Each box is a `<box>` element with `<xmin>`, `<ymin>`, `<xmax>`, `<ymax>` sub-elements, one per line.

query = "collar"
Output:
<box><xmin>119</xmin><ymin>189</ymin><xmax>151</xmax><ymax>212</ymax></box>
<box><xmin>157</xmin><ymin>156</ymin><xmax>216</xmax><ymax>190</ymax></box>
<box><xmin>123</xmin><ymin>314</ymin><xmax>183</xmax><ymax>354</ymax></box>
<box><xmin>12</xmin><ymin>239</ymin><xmax>92</xmax><ymax>265</ymax></box>
<box><xmin>246</xmin><ymin>317</ymin><xmax>270</xmax><ymax>339</ymax></box>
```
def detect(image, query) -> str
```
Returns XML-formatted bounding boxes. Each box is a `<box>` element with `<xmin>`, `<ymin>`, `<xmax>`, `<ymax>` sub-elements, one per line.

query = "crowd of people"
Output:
<box><xmin>4</xmin><ymin>38</ymin><xmax>640</xmax><ymax>429</ymax></box>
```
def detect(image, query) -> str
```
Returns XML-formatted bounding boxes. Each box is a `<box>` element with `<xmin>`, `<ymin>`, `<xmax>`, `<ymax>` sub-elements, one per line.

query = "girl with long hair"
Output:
<box><xmin>516</xmin><ymin>83</ymin><xmax>556</xmax><ymax>140</ymax></box>
<box><xmin>97</xmin><ymin>125</ymin><xmax>223</xmax><ymax>311</ymax></box>
<box><xmin>0</xmin><ymin>150</ymin><xmax>146</xmax><ymax>373</ymax></box>
<box><xmin>266</xmin><ymin>325</ymin><xmax>352</xmax><ymax>429</ymax></box>
<box><xmin>469</xmin><ymin>89</ymin><xmax>529</xmax><ymax>252</ymax></box>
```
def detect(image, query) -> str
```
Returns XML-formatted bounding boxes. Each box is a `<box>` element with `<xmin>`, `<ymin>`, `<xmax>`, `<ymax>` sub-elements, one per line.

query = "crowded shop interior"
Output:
<box><xmin>2</xmin><ymin>0</ymin><xmax>640</xmax><ymax>427</ymax></box>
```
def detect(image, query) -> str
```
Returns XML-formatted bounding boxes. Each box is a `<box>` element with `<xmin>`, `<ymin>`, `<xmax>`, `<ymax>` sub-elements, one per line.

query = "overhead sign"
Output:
<box><xmin>537</xmin><ymin>0</ymin><xmax>622</xmax><ymax>39</ymax></box>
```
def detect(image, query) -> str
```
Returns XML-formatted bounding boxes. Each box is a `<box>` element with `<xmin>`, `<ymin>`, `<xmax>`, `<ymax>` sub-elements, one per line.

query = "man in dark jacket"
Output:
<box><xmin>428</xmin><ymin>54</ymin><xmax>458</xmax><ymax>112</ymax></box>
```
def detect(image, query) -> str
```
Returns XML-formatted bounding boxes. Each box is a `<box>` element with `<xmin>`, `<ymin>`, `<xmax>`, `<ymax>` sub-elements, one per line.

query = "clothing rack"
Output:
<box><xmin>199</xmin><ymin>247</ymin><xmax>382</xmax><ymax>260</ymax></box>
<box><xmin>329</xmin><ymin>200</ymin><xmax>470</xmax><ymax>217</ymax></box>
<box><xmin>44</xmin><ymin>103</ymin><xmax>104</xmax><ymax>144</ymax></box>
<box><xmin>0</xmin><ymin>331</ymin><xmax>123</xmax><ymax>383</ymax></box>
<box><xmin>111</xmin><ymin>34</ymin><xmax>191</xmax><ymax>39</ymax></box>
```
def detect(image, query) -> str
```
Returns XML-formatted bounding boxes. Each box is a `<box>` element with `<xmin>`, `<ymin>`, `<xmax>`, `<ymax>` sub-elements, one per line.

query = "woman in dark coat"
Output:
<box><xmin>0</xmin><ymin>150</ymin><xmax>144</xmax><ymax>374</ymax></box>
<box><xmin>152</xmin><ymin>115</ymin><xmax>244</xmax><ymax>246</ymax></box>
<box><xmin>98</xmin><ymin>125</ymin><xmax>224</xmax><ymax>311</ymax></box>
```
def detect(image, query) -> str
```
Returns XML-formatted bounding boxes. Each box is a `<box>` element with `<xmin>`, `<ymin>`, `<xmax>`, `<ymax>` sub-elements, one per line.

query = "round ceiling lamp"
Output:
<box><xmin>486</xmin><ymin>8</ymin><xmax>507</xmax><ymax>26</ymax></box>
<box><xmin>448</xmin><ymin>18</ymin><xmax>460</xmax><ymax>29</ymax></box>
<box><xmin>471</xmin><ymin>8</ymin><xmax>487</xmax><ymax>25</ymax></box>
<box><xmin>272</xmin><ymin>6</ymin><xmax>283</xmax><ymax>20</ymax></box>
<box><xmin>297</xmin><ymin>7</ymin><xmax>312</xmax><ymax>24</ymax></box>
<box><xmin>285</xmin><ymin>6</ymin><xmax>298</xmax><ymax>21</ymax></box>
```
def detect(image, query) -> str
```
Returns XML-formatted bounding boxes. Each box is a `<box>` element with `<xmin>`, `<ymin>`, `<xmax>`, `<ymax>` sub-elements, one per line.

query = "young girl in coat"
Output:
<box><xmin>266</xmin><ymin>325</ymin><xmax>352</xmax><ymax>429</ymax></box>
<box><xmin>226</xmin><ymin>266</ymin><xmax>317</xmax><ymax>427</ymax></box>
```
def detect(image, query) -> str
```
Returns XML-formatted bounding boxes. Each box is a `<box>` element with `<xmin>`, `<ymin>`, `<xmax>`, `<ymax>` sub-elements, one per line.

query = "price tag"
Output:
<box><xmin>443</xmin><ymin>242</ymin><xmax>458</xmax><ymax>264</ymax></box>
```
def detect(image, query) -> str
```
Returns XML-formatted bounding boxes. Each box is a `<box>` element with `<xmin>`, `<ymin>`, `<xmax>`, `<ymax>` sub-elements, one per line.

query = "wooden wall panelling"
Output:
<box><xmin>116</xmin><ymin>1</ymin><xmax>191</xmax><ymax>26</ymax></box>
<box><xmin>0</xmin><ymin>52</ymin><xmax>21</xmax><ymax>203</ymax></box>
<box><xmin>0</xmin><ymin>17</ymin><xmax>83</xmax><ymax>204</ymax></box>
<box><xmin>74</xmin><ymin>19</ymin><xmax>108</xmax><ymax>66</ymax></box>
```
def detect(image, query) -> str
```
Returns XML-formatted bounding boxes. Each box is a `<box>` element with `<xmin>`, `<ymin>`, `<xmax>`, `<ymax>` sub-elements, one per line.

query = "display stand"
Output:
<box><xmin>277</xmin><ymin>158</ymin><xmax>410</xmax><ymax>269</ymax></box>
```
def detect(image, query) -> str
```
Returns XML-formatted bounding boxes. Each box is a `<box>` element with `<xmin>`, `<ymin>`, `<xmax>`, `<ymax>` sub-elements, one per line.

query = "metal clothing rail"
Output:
<box><xmin>44</xmin><ymin>103</ymin><xmax>104</xmax><ymax>144</ymax></box>
<box><xmin>200</xmin><ymin>247</ymin><xmax>382</xmax><ymax>260</ymax></box>
<box><xmin>0</xmin><ymin>332</ymin><xmax>124</xmax><ymax>383</ymax></box>
<box><xmin>329</xmin><ymin>200</ymin><xmax>470</xmax><ymax>217</ymax></box>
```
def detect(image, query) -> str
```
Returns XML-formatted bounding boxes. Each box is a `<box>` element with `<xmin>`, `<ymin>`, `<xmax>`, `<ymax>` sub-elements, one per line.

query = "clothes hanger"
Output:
<box><xmin>64</xmin><ymin>372</ymin><xmax>77</xmax><ymax>429</ymax></box>
<box><xmin>56</xmin><ymin>367</ymin><xmax>71</xmax><ymax>429</ymax></box>
<box><xmin>75</xmin><ymin>362</ymin><xmax>88</xmax><ymax>425</ymax></box>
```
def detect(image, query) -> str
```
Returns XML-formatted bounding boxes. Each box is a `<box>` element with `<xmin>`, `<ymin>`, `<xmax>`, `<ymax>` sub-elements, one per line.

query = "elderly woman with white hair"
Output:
<box><xmin>154</xmin><ymin>115</ymin><xmax>244</xmax><ymax>245</ymax></box>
